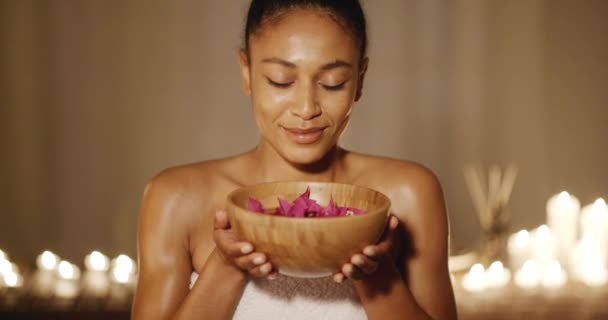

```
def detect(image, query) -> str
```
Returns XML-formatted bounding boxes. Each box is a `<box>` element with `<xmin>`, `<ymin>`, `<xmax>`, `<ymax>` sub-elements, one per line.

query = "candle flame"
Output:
<box><xmin>593</xmin><ymin>198</ymin><xmax>607</xmax><ymax>211</ymax></box>
<box><xmin>113</xmin><ymin>254</ymin><xmax>135</xmax><ymax>274</ymax></box>
<box><xmin>535</xmin><ymin>224</ymin><xmax>551</xmax><ymax>240</ymax></box>
<box><xmin>112</xmin><ymin>267</ymin><xmax>131</xmax><ymax>284</ymax></box>
<box><xmin>0</xmin><ymin>249</ymin><xmax>6</xmax><ymax>261</ymax></box>
<box><xmin>58</xmin><ymin>261</ymin><xmax>80</xmax><ymax>280</ymax></box>
<box><xmin>40</xmin><ymin>251</ymin><xmax>59</xmax><ymax>270</ymax></box>
<box><xmin>87</xmin><ymin>251</ymin><xmax>110</xmax><ymax>272</ymax></box>
<box><xmin>3</xmin><ymin>271</ymin><xmax>23</xmax><ymax>288</ymax></box>
<box><xmin>515</xmin><ymin>230</ymin><xmax>530</xmax><ymax>247</ymax></box>
<box><xmin>470</xmin><ymin>263</ymin><xmax>485</xmax><ymax>275</ymax></box>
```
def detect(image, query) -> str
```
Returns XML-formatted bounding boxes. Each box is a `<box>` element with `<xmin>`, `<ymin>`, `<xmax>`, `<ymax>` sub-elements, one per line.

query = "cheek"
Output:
<box><xmin>319</xmin><ymin>90</ymin><xmax>355</xmax><ymax>118</ymax></box>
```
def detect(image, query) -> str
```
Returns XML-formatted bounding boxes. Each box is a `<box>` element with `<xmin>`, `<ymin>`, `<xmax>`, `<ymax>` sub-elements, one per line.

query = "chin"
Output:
<box><xmin>281</xmin><ymin>145</ymin><xmax>331</xmax><ymax>166</ymax></box>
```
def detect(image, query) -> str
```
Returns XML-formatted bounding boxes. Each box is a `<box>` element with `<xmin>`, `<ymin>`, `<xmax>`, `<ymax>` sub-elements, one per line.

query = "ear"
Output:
<box><xmin>354</xmin><ymin>57</ymin><xmax>369</xmax><ymax>102</ymax></box>
<box><xmin>238</xmin><ymin>49</ymin><xmax>252</xmax><ymax>96</ymax></box>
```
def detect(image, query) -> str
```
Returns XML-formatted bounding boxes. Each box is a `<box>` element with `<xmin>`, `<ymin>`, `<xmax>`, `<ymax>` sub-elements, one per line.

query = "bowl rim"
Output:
<box><xmin>226</xmin><ymin>180</ymin><xmax>391</xmax><ymax>221</ymax></box>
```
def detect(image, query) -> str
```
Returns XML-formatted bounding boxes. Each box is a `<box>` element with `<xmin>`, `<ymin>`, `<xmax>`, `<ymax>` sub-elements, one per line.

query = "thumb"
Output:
<box><xmin>214</xmin><ymin>210</ymin><xmax>231</xmax><ymax>230</ymax></box>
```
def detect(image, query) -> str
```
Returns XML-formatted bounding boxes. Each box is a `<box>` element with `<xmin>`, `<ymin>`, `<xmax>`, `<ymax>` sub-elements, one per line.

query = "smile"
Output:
<box><xmin>281</xmin><ymin>126</ymin><xmax>326</xmax><ymax>144</ymax></box>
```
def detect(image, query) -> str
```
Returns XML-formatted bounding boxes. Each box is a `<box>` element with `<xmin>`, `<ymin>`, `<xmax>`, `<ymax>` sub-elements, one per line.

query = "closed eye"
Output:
<box><xmin>266</xmin><ymin>77</ymin><xmax>293</xmax><ymax>88</ymax></box>
<box><xmin>321</xmin><ymin>81</ymin><xmax>346</xmax><ymax>91</ymax></box>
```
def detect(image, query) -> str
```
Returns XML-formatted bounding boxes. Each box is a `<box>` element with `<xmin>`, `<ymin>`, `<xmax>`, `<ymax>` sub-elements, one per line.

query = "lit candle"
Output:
<box><xmin>461</xmin><ymin>263</ymin><xmax>487</xmax><ymax>292</ymax></box>
<box><xmin>541</xmin><ymin>261</ymin><xmax>567</xmax><ymax>288</ymax></box>
<box><xmin>580</xmin><ymin>198</ymin><xmax>608</xmax><ymax>263</ymax></box>
<box><xmin>546</xmin><ymin>191</ymin><xmax>580</xmax><ymax>267</ymax></box>
<box><xmin>57</xmin><ymin>261</ymin><xmax>81</xmax><ymax>280</ymax></box>
<box><xmin>571</xmin><ymin>236</ymin><xmax>607</xmax><ymax>287</ymax></box>
<box><xmin>2</xmin><ymin>270</ymin><xmax>24</xmax><ymax>288</ymax></box>
<box><xmin>83</xmin><ymin>251</ymin><xmax>111</xmax><ymax>296</ymax></box>
<box><xmin>531</xmin><ymin>225</ymin><xmax>556</xmax><ymax>268</ymax></box>
<box><xmin>0</xmin><ymin>259</ymin><xmax>19</xmax><ymax>277</ymax></box>
<box><xmin>515</xmin><ymin>260</ymin><xmax>540</xmax><ymax>288</ymax></box>
<box><xmin>85</xmin><ymin>251</ymin><xmax>110</xmax><ymax>272</ymax></box>
<box><xmin>508</xmin><ymin>230</ymin><xmax>531</xmax><ymax>270</ymax></box>
<box><xmin>54</xmin><ymin>261</ymin><xmax>81</xmax><ymax>299</ymax></box>
<box><xmin>486</xmin><ymin>261</ymin><xmax>511</xmax><ymax>288</ymax></box>
<box><xmin>111</xmin><ymin>254</ymin><xmax>136</xmax><ymax>286</ymax></box>
<box><xmin>36</xmin><ymin>251</ymin><xmax>60</xmax><ymax>271</ymax></box>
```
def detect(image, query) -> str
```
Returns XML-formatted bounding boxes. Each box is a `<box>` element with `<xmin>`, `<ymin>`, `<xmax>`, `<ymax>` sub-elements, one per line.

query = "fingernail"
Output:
<box><xmin>334</xmin><ymin>274</ymin><xmax>344</xmax><ymax>283</ymax></box>
<box><xmin>363</xmin><ymin>247</ymin><xmax>375</xmax><ymax>257</ymax></box>
<box><xmin>268</xmin><ymin>273</ymin><xmax>277</xmax><ymax>280</ymax></box>
<box><xmin>352</xmin><ymin>256</ymin><xmax>364</xmax><ymax>266</ymax></box>
<box><xmin>253</xmin><ymin>255</ymin><xmax>265</xmax><ymax>265</ymax></box>
<box><xmin>241</xmin><ymin>244</ymin><xmax>253</xmax><ymax>254</ymax></box>
<box><xmin>343</xmin><ymin>264</ymin><xmax>353</xmax><ymax>276</ymax></box>
<box><xmin>260</xmin><ymin>264</ymin><xmax>271</xmax><ymax>274</ymax></box>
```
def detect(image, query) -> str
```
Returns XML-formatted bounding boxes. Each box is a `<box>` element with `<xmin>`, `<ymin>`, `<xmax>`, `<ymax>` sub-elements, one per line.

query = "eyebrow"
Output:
<box><xmin>261</xmin><ymin>57</ymin><xmax>353</xmax><ymax>70</ymax></box>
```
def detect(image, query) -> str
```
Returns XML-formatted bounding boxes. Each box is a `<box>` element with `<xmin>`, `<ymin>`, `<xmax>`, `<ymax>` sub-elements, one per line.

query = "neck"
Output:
<box><xmin>248</xmin><ymin>140</ymin><xmax>346</xmax><ymax>183</ymax></box>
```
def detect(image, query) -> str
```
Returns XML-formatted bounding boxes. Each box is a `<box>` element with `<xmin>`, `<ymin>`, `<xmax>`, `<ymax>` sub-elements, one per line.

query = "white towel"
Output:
<box><xmin>190</xmin><ymin>272</ymin><xmax>367</xmax><ymax>319</ymax></box>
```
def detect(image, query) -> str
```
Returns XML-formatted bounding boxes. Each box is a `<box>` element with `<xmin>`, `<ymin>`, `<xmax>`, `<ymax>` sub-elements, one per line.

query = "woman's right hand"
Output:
<box><xmin>213</xmin><ymin>210</ymin><xmax>277</xmax><ymax>280</ymax></box>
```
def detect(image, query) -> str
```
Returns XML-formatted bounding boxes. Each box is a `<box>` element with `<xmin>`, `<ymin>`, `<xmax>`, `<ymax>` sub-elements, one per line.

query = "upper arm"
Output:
<box><xmin>131</xmin><ymin>171</ymin><xmax>194</xmax><ymax>320</ymax></box>
<box><xmin>390</xmin><ymin>164</ymin><xmax>457</xmax><ymax>320</ymax></box>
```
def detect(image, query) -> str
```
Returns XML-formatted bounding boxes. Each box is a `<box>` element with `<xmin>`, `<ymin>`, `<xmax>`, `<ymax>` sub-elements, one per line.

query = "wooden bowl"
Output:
<box><xmin>225</xmin><ymin>181</ymin><xmax>391</xmax><ymax>278</ymax></box>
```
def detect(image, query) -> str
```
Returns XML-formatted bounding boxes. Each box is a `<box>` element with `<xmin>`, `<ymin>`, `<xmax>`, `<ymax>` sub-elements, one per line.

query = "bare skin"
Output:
<box><xmin>132</xmin><ymin>8</ymin><xmax>456</xmax><ymax>320</ymax></box>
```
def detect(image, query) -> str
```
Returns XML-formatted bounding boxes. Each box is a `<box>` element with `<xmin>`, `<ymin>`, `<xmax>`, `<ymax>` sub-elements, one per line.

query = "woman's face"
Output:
<box><xmin>240</xmin><ymin>8</ymin><xmax>368</xmax><ymax>165</ymax></box>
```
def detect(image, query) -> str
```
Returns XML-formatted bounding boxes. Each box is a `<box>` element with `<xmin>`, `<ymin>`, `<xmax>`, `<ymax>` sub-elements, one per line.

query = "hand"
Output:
<box><xmin>333</xmin><ymin>215</ymin><xmax>401</xmax><ymax>282</ymax></box>
<box><xmin>213</xmin><ymin>210</ymin><xmax>277</xmax><ymax>280</ymax></box>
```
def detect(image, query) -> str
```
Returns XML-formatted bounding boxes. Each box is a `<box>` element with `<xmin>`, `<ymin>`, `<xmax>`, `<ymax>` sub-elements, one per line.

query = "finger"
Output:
<box><xmin>248</xmin><ymin>262</ymin><xmax>274</xmax><ymax>278</ymax></box>
<box><xmin>214</xmin><ymin>210</ymin><xmax>231</xmax><ymax>230</ymax></box>
<box><xmin>351</xmin><ymin>254</ymin><xmax>378</xmax><ymax>274</ymax></box>
<box><xmin>234</xmin><ymin>252</ymin><xmax>267</xmax><ymax>270</ymax></box>
<box><xmin>332</xmin><ymin>272</ymin><xmax>345</xmax><ymax>283</ymax></box>
<box><xmin>342</xmin><ymin>263</ymin><xmax>364</xmax><ymax>280</ymax></box>
<box><xmin>363</xmin><ymin>216</ymin><xmax>400</xmax><ymax>257</ymax></box>
<box><xmin>214</xmin><ymin>231</ymin><xmax>254</xmax><ymax>258</ymax></box>
<box><xmin>267</xmin><ymin>271</ymin><xmax>278</xmax><ymax>280</ymax></box>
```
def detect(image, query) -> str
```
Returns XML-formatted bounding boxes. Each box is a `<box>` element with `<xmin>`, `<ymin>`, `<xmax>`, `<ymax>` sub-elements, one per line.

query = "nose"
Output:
<box><xmin>289</xmin><ymin>82</ymin><xmax>321</xmax><ymax>120</ymax></box>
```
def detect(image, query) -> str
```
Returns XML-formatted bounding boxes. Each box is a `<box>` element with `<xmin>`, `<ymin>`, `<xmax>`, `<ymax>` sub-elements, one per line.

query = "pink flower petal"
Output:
<box><xmin>277</xmin><ymin>197</ymin><xmax>292</xmax><ymax>216</ymax></box>
<box><xmin>290</xmin><ymin>200</ymin><xmax>308</xmax><ymax>217</ymax></box>
<box><xmin>247</xmin><ymin>197</ymin><xmax>265</xmax><ymax>213</ymax></box>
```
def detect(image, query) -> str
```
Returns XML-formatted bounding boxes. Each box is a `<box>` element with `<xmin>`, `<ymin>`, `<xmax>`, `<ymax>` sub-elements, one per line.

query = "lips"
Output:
<box><xmin>282</xmin><ymin>126</ymin><xmax>326</xmax><ymax>144</ymax></box>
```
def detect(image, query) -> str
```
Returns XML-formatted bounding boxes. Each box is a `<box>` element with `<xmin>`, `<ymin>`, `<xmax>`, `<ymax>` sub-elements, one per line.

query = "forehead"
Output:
<box><xmin>248</xmin><ymin>9</ymin><xmax>360</xmax><ymax>64</ymax></box>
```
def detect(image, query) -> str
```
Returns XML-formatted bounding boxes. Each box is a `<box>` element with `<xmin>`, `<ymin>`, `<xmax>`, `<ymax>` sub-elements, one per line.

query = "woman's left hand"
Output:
<box><xmin>333</xmin><ymin>215</ymin><xmax>401</xmax><ymax>282</ymax></box>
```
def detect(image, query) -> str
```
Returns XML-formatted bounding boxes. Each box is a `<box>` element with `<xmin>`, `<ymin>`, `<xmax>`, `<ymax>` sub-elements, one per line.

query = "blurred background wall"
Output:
<box><xmin>1</xmin><ymin>0</ymin><xmax>607</xmax><ymax>263</ymax></box>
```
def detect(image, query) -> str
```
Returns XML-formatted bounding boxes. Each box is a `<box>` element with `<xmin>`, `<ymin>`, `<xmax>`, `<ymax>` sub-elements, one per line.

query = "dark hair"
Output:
<box><xmin>244</xmin><ymin>0</ymin><xmax>367</xmax><ymax>63</ymax></box>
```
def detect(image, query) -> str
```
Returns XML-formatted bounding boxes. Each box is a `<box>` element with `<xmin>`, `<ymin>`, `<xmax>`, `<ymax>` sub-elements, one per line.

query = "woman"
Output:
<box><xmin>132</xmin><ymin>1</ymin><xmax>457</xmax><ymax>319</ymax></box>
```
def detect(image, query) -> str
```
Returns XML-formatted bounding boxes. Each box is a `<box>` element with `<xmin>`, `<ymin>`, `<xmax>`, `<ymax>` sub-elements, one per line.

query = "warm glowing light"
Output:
<box><xmin>85</xmin><ymin>251</ymin><xmax>110</xmax><ymax>272</ymax></box>
<box><xmin>37</xmin><ymin>251</ymin><xmax>59</xmax><ymax>271</ymax></box>
<box><xmin>57</xmin><ymin>261</ymin><xmax>81</xmax><ymax>280</ymax></box>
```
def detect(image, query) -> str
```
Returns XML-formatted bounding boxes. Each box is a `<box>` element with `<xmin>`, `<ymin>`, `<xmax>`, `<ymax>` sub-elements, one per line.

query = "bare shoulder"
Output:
<box><xmin>350</xmin><ymin>152</ymin><xmax>443</xmax><ymax>200</ymax></box>
<box><xmin>139</xmin><ymin>157</ymin><xmax>241</xmax><ymax>237</ymax></box>
<box><xmin>350</xmin><ymin>153</ymin><xmax>448</xmax><ymax>246</ymax></box>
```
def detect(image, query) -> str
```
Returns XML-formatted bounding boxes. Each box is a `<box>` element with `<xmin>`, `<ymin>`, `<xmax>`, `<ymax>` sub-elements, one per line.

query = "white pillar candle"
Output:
<box><xmin>571</xmin><ymin>236</ymin><xmax>608</xmax><ymax>286</ymax></box>
<box><xmin>580</xmin><ymin>198</ymin><xmax>608</xmax><ymax>263</ymax></box>
<box><xmin>515</xmin><ymin>260</ymin><xmax>540</xmax><ymax>288</ymax></box>
<box><xmin>541</xmin><ymin>261</ymin><xmax>567</xmax><ymax>288</ymax></box>
<box><xmin>461</xmin><ymin>263</ymin><xmax>487</xmax><ymax>292</ymax></box>
<box><xmin>546</xmin><ymin>191</ymin><xmax>580</xmax><ymax>267</ymax></box>
<box><xmin>508</xmin><ymin>230</ymin><xmax>531</xmax><ymax>270</ymax></box>
<box><xmin>532</xmin><ymin>225</ymin><xmax>556</xmax><ymax>268</ymax></box>
<box><xmin>486</xmin><ymin>261</ymin><xmax>511</xmax><ymax>288</ymax></box>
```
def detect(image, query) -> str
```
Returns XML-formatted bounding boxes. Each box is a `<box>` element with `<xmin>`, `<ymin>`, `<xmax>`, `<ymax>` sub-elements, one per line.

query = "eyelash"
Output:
<box><xmin>266</xmin><ymin>78</ymin><xmax>346</xmax><ymax>91</ymax></box>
